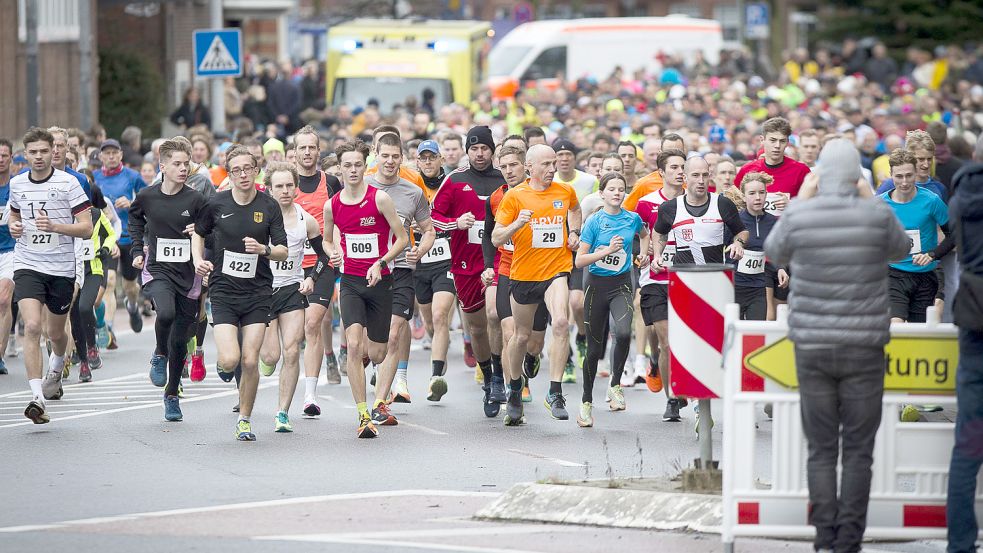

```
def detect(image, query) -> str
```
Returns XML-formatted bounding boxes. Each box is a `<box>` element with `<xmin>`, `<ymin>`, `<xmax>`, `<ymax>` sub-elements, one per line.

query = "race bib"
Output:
<box><xmin>345</xmin><ymin>233</ymin><xmax>379</xmax><ymax>259</ymax></box>
<box><xmin>271</xmin><ymin>257</ymin><xmax>300</xmax><ymax>278</ymax></box>
<box><xmin>157</xmin><ymin>238</ymin><xmax>190</xmax><ymax>263</ymax></box>
<box><xmin>468</xmin><ymin>223</ymin><xmax>485</xmax><ymax>245</ymax></box>
<box><xmin>303</xmin><ymin>239</ymin><xmax>315</xmax><ymax>256</ymax></box>
<box><xmin>80</xmin><ymin>239</ymin><xmax>95</xmax><ymax>261</ymax></box>
<box><xmin>222</xmin><ymin>251</ymin><xmax>258</xmax><ymax>279</ymax></box>
<box><xmin>421</xmin><ymin>237</ymin><xmax>450</xmax><ymax>263</ymax></box>
<box><xmin>503</xmin><ymin>238</ymin><xmax>514</xmax><ymax>252</ymax></box>
<box><xmin>25</xmin><ymin>231</ymin><xmax>56</xmax><ymax>252</ymax></box>
<box><xmin>737</xmin><ymin>250</ymin><xmax>766</xmax><ymax>275</ymax></box>
<box><xmin>531</xmin><ymin>223</ymin><xmax>563</xmax><ymax>249</ymax></box>
<box><xmin>0</xmin><ymin>207</ymin><xmax>9</xmax><ymax>226</ymax></box>
<box><xmin>764</xmin><ymin>192</ymin><xmax>787</xmax><ymax>216</ymax></box>
<box><xmin>906</xmin><ymin>229</ymin><xmax>921</xmax><ymax>255</ymax></box>
<box><xmin>594</xmin><ymin>249</ymin><xmax>627</xmax><ymax>272</ymax></box>
<box><xmin>659</xmin><ymin>245</ymin><xmax>676</xmax><ymax>268</ymax></box>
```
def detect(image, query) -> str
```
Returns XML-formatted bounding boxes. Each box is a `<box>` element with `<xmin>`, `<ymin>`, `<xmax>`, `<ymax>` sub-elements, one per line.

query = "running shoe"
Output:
<box><xmin>325</xmin><ymin>353</ymin><xmax>341</xmax><ymax>384</ymax></box>
<box><xmin>338</xmin><ymin>346</ymin><xmax>348</xmax><ymax>376</ymax></box>
<box><xmin>78</xmin><ymin>360</ymin><xmax>92</xmax><ymax>383</ymax></box>
<box><xmin>427</xmin><ymin>376</ymin><xmax>448</xmax><ymax>402</ymax></box>
<box><xmin>489</xmin><ymin>375</ymin><xmax>507</xmax><ymax>403</ymax></box>
<box><xmin>619</xmin><ymin>365</ymin><xmax>635</xmax><ymax>388</ymax></box>
<box><xmin>633</xmin><ymin>355</ymin><xmax>648</xmax><ymax>385</ymax></box>
<box><xmin>371</xmin><ymin>403</ymin><xmax>398</xmax><ymax>426</ymax></box>
<box><xmin>24</xmin><ymin>398</ymin><xmax>49</xmax><ymax>424</ymax></box>
<box><xmin>177</xmin><ymin>382</ymin><xmax>185</xmax><ymax>398</ymax></box>
<box><xmin>504</xmin><ymin>389</ymin><xmax>524</xmax><ymax>426</ymax></box>
<box><xmin>61</xmin><ymin>361</ymin><xmax>69</xmax><ymax>379</ymax></box>
<box><xmin>369</xmin><ymin>367</ymin><xmax>377</xmax><ymax>387</ymax></box>
<box><xmin>392</xmin><ymin>377</ymin><xmax>411</xmax><ymax>403</ymax></box>
<box><xmin>125</xmin><ymin>299</ymin><xmax>143</xmax><ymax>333</ymax></box>
<box><xmin>6</xmin><ymin>333</ymin><xmax>18</xmax><ymax>358</ymax></box>
<box><xmin>42</xmin><ymin>369</ymin><xmax>63</xmax><ymax>400</ymax></box>
<box><xmin>576</xmin><ymin>338</ymin><xmax>587</xmax><ymax>369</ymax></box>
<box><xmin>235</xmin><ymin>419</ymin><xmax>256</xmax><ymax>441</ymax></box>
<box><xmin>232</xmin><ymin>403</ymin><xmax>240</xmax><ymax>413</ymax></box>
<box><xmin>69</xmin><ymin>349</ymin><xmax>81</xmax><ymax>367</ymax></box>
<box><xmin>411</xmin><ymin>312</ymin><xmax>425</xmax><ymax>340</ymax></box>
<box><xmin>482</xmin><ymin>385</ymin><xmax>501</xmax><ymax>418</ymax></box>
<box><xmin>0</xmin><ymin>358</ymin><xmax>6</xmax><ymax>375</ymax></box>
<box><xmin>274</xmin><ymin>411</ymin><xmax>293</xmax><ymax>432</ymax></box>
<box><xmin>523</xmin><ymin>353</ymin><xmax>541</xmax><ymax>380</ymax></box>
<box><xmin>606</xmin><ymin>385</ymin><xmax>626</xmax><ymax>411</ymax></box>
<box><xmin>106</xmin><ymin>327</ymin><xmax>119</xmax><ymax>350</ymax></box>
<box><xmin>544</xmin><ymin>391</ymin><xmax>569</xmax><ymax>420</ymax></box>
<box><xmin>86</xmin><ymin>347</ymin><xmax>102</xmax><ymax>370</ymax></box>
<box><xmin>190</xmin><ymin>350</ymin><xmax>205</xmax><ymax>382</ymax></box>
<box><xmin>149</xmin><ymin>354</ymin><xmax>167</xmax><ymax>387</ymax></box>
<box><xmin>164</xmin><ymin>395</ymin><xmax>182</xmax><ymax>422</ymax></box>
<box><xmin>663</xmin><ymin>398</ymin><xmax>682</xmax><ymax>422</ymax></box>
<box><xmin>646</xmin><ymin>365</ymin><xmax>664</xmax><ymax>393</ymax></box>
<box><xmin>95</xmin><ymin>324</ymin><xmax>110</xmax><ymax>349</ymax></box>
<box><xmin>562</xmin><ymin>359</ymin><xmax>577</xmax><ymax>383</ymax></box>
<box><xmin>182</xmin><ymin>357</ymin><xmax>190</xmax><ymax>379</ymax></box>
<box><xmin>521</xmin><ymin>385</ymin><xmax>531</xmax><ymax>403</ymax></box>
<box><xmin>357</xmin><ymin>414</ymin><xmax>378</xmax><ymax>439</ymax></box>
<box><xmin>217</xmin><ymin>366</ymin><xmax>235</xmax><ymax>383</ymax></box>
<box><xmin>678</xmin><ymin>398</ymin><xmax>689</xmax><ymax>409</ymax></box>
<box><xmin>474</xmin><ymin>364</ymin><xmax>484</xmax><ymax>384</ymax></box>
<box><xmin>303</xmin><ymin>402</ymin><xmax>321</xmax><ymax>418</ymax></box>
<box><xmin>463</xmin><ymin>339</ymin><xmax>477</xmax><ymax>368</ymax></box>
<box><xmin>259</xmin><ymin>358</ymin><xmax>276</xmax><ymax>377</ymax></box>
<box><xmin>422</xmin><ymin>335</ymin><xmax>432</xmax><ymax>350</ymax></box>
<box><xmin>577</xmin><ymin>402</ymin><xmax>594</xmax><ymax>428</ymax></box>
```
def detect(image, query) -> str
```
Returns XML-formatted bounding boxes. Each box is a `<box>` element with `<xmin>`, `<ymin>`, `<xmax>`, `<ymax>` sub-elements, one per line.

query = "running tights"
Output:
<box><xmin>582</xmin><ymin>272</ymin><xmax>634</xmax><ymax>403</ymax></box>
<box><xmin>146</xmin><ymin>280</ymin><xmax>198</xmax><ymax>397</ymax></box>
<box><xmin>69</xmin><ymin>274</ymin><xmax>102</xmax><ymax>358</ymax></box>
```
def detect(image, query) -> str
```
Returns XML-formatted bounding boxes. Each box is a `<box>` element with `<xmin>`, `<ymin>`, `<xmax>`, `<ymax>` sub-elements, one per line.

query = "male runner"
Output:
<box><xmin>413</xmin><ymin>140</ymin><xmax>457</xmax><ymax>403</ymax></box>
<box><xmin>291</xmin><ymin>126</ymin><xmax>343</xmax><ymax>417</ymax></box>
<box><xmin>431</xmin><ymin>126</ymin><xmax>504</xmax><ymax>411</ymax></box>
<box><xmin>259</xmin><ymin>161</ymin><xmax>330</xmax><ymax>432</ymax></box>
<box><xmin>493</xmin><ymin>144</ymin><xmax>582</xmax><ymax>425</ymax></box>
<box><xmin>129</xmin><ymin>138</ymin><xmax>208</xmax><ymax>422</ymax></box>
<box><xmin>9</xmin><ymin>127</ymin><xmax>93</xmax><ymax>423</ymax></box>
<box><xmin>634</xmin><ymin>149</ymin><xmax>688</xmax><ymax>417</ymax></box>
<box><xmin>653</xmin><ymin>156</ymin><xmax>748</xmax><ymax>424</ymax></box>
<box><xmin>93</xmin><ymin>138</ymin><xmax>146</xmax><ymax>341</ymax></box>
<box><xmin>322</xmin><ymin>139</ymin><xmax>408</xmax><ymax>439</ymax></box>
<box><xmin>193</xmin><ymin>145</ymin><xmax>288</xmax><ymax>441</ymax></box>
<box><xmin>617</xmin><ymin>140</ymin><xmax>639</xmax><ymax>191</ymax></box>
<box><xmin>0</xmin><ymin>138</ymin><xmax>14</xmax><ymax>374</ymax></box>
<box><xmin>365</xmin><ymin>133</ymin><xmax>434</xmax><ymax>426</ymax></box>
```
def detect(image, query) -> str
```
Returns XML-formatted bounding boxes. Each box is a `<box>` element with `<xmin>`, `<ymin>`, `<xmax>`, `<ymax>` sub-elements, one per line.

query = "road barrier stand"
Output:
<box><xmin>721</xmin><ymin>304</ymin><xmax>981</xmax><ymax>552</ymax></box>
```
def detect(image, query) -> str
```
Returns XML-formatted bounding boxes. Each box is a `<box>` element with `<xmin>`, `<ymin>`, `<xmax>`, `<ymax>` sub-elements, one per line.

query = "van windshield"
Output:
<box><xmin>333</xmin><ymin>78</ymin><xmax>451</xmax><ymax>113</ymax></box>
<box><xmin>489</xmin><ymin>45</ymin><xmax>531</xmax><ymax>77</ymax></box>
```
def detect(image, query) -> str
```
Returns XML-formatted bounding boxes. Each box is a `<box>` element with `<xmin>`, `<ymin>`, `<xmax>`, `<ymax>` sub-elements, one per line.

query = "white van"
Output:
<box><xmin>489</xmin><ymin>16</ymin><xmax>723</xmax><ymax>84</ymax></box>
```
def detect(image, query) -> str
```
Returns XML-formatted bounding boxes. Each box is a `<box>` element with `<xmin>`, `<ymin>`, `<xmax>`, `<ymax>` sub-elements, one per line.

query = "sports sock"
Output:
<box><xmin>432</xmin><ymin>360</ymin><xmax>446</xmax><ymax>377</ymax></box>
<box><xmin>238</xmin><ymin>415</ymin><xmax>249</xmax><ymax>423</ymax></box>
<box><xmin>29</xmin><ymin>378</ymin><xmax>42</xmax><ymax>398</ymax></box>
<box><xmin>95</xmin><ymin>302</ymin><xmax>105</xmax><ymax>327</ymax></box>
<box><xmin>549</xmin><ymin>380</ymin><xmax>562</xmax><ymax>395</ymax></box>
<box><xmin>576</xmin><ymin>333</ymin><xmax>586</xmax><ymax>346</ymax></box>
<box><xmin>478</xmin><ymin>359</ymin><xmax>492</xmax><ymax>384</ymax></box>
<box><xmin>356</xmin><ymin>402</ymin><xmax>368</xmax><ymax>418</ymax></box>
<box><xmin>509</xmin><ymin>378</ymin><xmax>523</xmax><ymax>392</ymax></box>
<box><xmin>305</xmin><ymin>376</ymin><xmax>317</xmax><ymax>400</ymax></box>
<box><xmin>373</xmin><ymin>398</ymin><xmax>384</xmax><ymax>409</ymax></box>
<box><xmin>49</xmin><ymin>353</ymin><xmax>65</xmax><ymax>374</ymax></box>
<box><xmin>396</xmin><ymin>360</ymin><xmax>408</xmax><ymax>381</ymax></box>
<box><xmin>490</xmin><ymin>354</ymin><xmax>503</xmax><ymax>378</ymax></box>
<box><xmin>463</xmin><ymin>333</ymin><xmax>471</xmax><ymax>344</ymax></box>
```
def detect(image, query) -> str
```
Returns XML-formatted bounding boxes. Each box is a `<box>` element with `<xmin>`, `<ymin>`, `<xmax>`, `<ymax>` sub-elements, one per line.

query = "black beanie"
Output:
<box><xmin>465</xmin><ymin>125</ymin><xmax>495</xmax><ymax>151</ymax></box>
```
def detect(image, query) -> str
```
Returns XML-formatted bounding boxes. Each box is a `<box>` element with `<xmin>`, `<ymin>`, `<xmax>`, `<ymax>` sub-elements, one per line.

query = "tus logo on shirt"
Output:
<box><xmin>552</xmin><ymin>200</ymin><xmax>563</xmax><ymax>209</ymax></box>
<box><xmin>360</xmin><ymin>216</ymin><xmax>376</xmax><ymax>226</ymax></box>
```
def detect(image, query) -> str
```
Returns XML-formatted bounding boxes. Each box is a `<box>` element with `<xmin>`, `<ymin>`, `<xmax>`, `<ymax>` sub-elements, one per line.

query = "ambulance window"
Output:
<box><xmin>522</xmin><ymin>46</ymin><xmax>566</xmax><ymax>81</ymax></box>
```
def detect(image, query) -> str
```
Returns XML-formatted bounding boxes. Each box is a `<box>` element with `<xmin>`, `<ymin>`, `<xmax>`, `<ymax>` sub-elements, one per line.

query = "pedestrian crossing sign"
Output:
<box><xmin>193</xmin><ymin>29</ymin><xmax>242</xmax><ymax>78</ymax></box>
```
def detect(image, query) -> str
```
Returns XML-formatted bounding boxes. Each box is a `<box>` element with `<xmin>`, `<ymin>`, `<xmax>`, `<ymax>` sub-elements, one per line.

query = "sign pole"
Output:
<box><xmin>209</xmin><ymin>0</ymin><xmax>226</xmax><ymax>133</ymax></box>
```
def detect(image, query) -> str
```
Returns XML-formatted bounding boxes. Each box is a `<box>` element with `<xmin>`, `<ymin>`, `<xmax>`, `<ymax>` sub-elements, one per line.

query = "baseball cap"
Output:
<box><xmin>218</xmin><ymin>141</ymin><xmax>233</xmax><ymax>153</ymax></box>
<box><xmin>417</xmin><ymin>140</ymin><xmax>440</xmax><ymax>156</ymax></box>
<box><xmin>708</xmin><ymin>125</ymin><xmax>727</xmax><ymax>144</ymax></box>
<box><xmin>552</xmin><ymin>139</ymin><xmax>576</xmax><ymax>154</ymax></box>
<box><xmin>263</xmin><ymin>138</ymin><xmax>285</xmax><ymax>156</ymax></box>
<box><xmin>100</xmin><ymin>139</ymin><xmax>121</xmax><ymax>151</ymax></box>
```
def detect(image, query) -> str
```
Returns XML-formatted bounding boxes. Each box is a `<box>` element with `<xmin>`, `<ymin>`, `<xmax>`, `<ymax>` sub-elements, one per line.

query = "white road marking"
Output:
<box><xmin>399</xmin><ymin>421</ymin><xmax>449</xmax><ymax>436</ymax></box>
<box><xmin>297</xmin><ymin>526</ymin><xmax>572</xmax><ymax>540</ymax></box>
<box><xmin>0</xmin><ymin>490</ymin><xmax>500</xmax><ymax>534</ymax></box>
<box><xmin>255</xmin><ymin>535</ymin><xmax>548</xmax><ymax>553</ymax></box>
<box><xmin>506</xmin><ymin>449</ymin><xmax>586</xmax><ymax>468</ymax></box>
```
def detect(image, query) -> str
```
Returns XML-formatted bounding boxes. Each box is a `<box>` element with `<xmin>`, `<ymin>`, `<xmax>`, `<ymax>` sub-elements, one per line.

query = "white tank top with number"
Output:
<box><xmin>271</xmin><ymin>206</ymin><xmax>309</xmax><ymax>288</ymax></box>
<box><xmin>671</xmin><ymin>193</ymin><xmax>724</xmax><ymax>265</ymax></box>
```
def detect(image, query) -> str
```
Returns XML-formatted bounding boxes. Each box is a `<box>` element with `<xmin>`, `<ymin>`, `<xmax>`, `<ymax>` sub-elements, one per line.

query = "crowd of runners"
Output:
<box><xmin>0</xmin><ymin>45</ymin><xmax>970</xmax><ymax>439</ymax></box>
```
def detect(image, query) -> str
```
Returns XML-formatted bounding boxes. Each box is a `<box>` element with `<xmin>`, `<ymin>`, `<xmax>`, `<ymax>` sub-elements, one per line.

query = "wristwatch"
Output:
<box><xmin>571</xmin><ymin>229</ymin><xmax>581</xmax><ymax>237</ymax></box>
<box><xmin>262</xmin><ymin>245</ymin><xmax>272</xmax><ymax>257</ymax></box>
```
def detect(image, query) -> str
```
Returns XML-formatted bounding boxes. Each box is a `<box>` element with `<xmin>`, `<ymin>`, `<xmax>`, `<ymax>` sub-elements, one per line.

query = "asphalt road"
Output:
<box><xmin>0</xmin><ymin>308</ymin><xmax>948</xmax><ymax>553</ymax></box>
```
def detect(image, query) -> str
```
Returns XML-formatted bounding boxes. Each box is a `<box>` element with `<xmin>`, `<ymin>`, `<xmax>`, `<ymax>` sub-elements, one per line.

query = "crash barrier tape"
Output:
<box><xmin>721</xmin><ymin>304</ymin><xmax>981</xmax><ymax>551</ymax></box>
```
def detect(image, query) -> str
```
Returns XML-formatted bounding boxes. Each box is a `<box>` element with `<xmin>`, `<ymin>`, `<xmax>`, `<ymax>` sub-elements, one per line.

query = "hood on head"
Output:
<box><xmin>817</xmin><ymin>139</ymin><xmax>862</xmax><ymax>197</ymax></box>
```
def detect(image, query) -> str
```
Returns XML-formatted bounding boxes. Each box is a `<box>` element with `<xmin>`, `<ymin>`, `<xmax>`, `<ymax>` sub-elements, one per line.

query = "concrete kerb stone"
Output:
<box><xmin>474</xmin><ymin>482</ymin><xmax>722</xmax><ymax>533</ymax></box>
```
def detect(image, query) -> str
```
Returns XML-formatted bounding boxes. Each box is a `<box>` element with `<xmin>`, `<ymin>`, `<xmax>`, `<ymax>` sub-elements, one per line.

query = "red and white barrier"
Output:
<box><xmin>721</xmin><ymin>304</ymin><xmax>983</xmax><ymax>551</ymax></box>
<box><xmin>668</xmin><ymin>265</ymin><xmax>734</xmax><ymax>399</ymax></box>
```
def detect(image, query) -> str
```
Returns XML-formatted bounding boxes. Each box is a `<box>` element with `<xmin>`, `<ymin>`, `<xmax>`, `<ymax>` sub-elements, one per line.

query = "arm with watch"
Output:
<box><xmin>566</xmin><ymin>201</ymin><xmax>583</xmax><ymax>250</ymax></box>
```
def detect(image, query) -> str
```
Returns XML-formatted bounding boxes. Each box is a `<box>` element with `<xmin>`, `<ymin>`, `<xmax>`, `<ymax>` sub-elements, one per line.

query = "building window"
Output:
<box><xmin>714</xmin><ymin>5</ymin><xmax>740</xmax><ymax>42</ymax></box>
<box><xmin>18</xmin><ymin>0</ymin><xmax>82</xmax><ymax>43</ymax></box>
<box><xmin>668</xmin><ymin>3</ymin><xmax>702</xmax><ymax>17</ymax></box>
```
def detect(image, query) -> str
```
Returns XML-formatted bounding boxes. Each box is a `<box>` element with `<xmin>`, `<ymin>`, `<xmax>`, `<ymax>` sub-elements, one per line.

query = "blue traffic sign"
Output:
<box><xmin>193</xmin><ymin>29</ymin><xmax>242</xmax><ymax>78</ymax></box>
<box><xmin>745</xmin><ymin>3</ymin><xmax>770</xmax><ymax>40</ymax></box>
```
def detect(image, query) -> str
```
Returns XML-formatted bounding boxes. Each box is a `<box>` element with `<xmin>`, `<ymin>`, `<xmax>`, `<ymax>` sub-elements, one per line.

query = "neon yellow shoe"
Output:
<box><xmin>259</xmin><ymin>359</ymin><xmax>276</xmax><ymax>377</ymax></box>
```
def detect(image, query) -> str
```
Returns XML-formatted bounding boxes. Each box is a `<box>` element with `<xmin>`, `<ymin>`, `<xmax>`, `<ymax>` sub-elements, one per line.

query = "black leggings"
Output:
<box><xmin>583</xmin><ymin>271</ymin><xmax>634</xmax><ymax>403</ymax></box>
<box><xmin>70</xmin><ymin>273</ymin><xmax>102</xmax><ymax>356</ymax></box>
<box><xmin>145</xmin><ymin>279</ymin><xmax>199</xmax><ymax>396</ymax></box>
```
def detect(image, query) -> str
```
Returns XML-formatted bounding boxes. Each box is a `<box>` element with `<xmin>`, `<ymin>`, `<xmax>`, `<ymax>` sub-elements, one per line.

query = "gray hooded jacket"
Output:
<box><xmin>764</xmin><ymin>139</ymin><xmax>910</xmax><ymax>347</ymax></box>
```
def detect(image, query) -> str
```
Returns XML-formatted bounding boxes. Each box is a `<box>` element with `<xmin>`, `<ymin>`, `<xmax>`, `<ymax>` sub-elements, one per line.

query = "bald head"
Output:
<box><xmin>527</xmin><ymin>144</ymin><xmax>555</xmax><ymax>165</ymax></box>
<box><xmin>684</xmin><ymin>155</ymin><xmax>709</xmax><ymax>173</ymax></box>
<box><xmin>684</xmin><ymin>155</ymin><xmax>711</xmax><ymax>201</ymax></box>
<box><xmin>526</xmin><ymin>144</ymin><xmax>557</xmax><ymax>185</ymax></box>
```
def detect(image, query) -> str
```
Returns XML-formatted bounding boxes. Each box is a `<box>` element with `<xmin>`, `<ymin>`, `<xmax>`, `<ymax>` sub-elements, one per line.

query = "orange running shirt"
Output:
<box><xmin>496</xmin><ymin>181</ymin><xmax>579</xmax><ymax>282</ymax></box>
<box><xmin>622</xmin><ymin>170</ymin><xmax>664</xmax><ymax>212</ymax></box>
<box><xmin>488</xmin><ymin>180</ymin><xmax>526</xmax><ymax>278</ymax></box>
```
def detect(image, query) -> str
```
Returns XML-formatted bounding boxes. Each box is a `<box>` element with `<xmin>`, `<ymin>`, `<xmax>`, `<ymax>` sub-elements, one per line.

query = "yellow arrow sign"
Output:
<box><xmin>744</xmin><ymin>336</ymin><xmax>958</xmax><ymax>393</ymax></box>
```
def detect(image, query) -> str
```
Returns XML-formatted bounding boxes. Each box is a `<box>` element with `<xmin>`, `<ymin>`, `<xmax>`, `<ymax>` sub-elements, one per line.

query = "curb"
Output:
<box><xmin>474</xmin><ymin>482</ymin><xmax>722</xmax><ymax>533</ymax></box>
